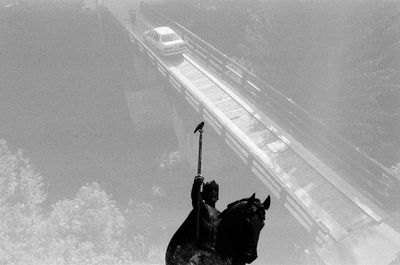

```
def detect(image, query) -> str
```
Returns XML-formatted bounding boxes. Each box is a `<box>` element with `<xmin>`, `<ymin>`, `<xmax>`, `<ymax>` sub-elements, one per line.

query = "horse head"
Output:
<box><xmin>216</xmin><ymin>193</ymin><xmax>271</xmax><ymax>265</ymax></box>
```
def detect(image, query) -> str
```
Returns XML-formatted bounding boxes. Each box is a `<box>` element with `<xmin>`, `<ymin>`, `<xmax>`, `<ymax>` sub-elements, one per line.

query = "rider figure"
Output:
<box><xmin>191</xmin><ymin>174</ymin><xmax>221</xmax><ymax>252</ymax></box>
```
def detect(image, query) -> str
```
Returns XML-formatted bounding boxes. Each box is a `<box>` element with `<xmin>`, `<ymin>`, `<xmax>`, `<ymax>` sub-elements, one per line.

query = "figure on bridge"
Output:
<box><xmin>129</xmin><ymin>7</ymin><xmax>136</xmax><ymax>28</ymax></box>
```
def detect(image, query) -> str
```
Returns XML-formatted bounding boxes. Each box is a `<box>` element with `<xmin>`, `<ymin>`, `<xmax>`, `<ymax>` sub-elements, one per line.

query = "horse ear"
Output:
<box><xmin>247</xmin><ymin>193</ymin><xmax>256</xmax><ymax>204</ymax></box>
<box><xmin>263</xmin><ymin>195</ymin><xmax>271</xmax><ymax>210</ymax></box>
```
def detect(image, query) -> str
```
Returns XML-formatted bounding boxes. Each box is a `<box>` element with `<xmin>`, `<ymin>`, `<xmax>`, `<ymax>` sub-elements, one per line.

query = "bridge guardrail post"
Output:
<box><xmin>241</xmin><ymin>71</ymin><xmax>248</xmax><ymax>88</ymax></box>
<box><xmin>198</xmin><ymin>104</ymin><xmax>204</xmax><ymax>120</ymax></box>
<box><xmin>246</xmin><ymin>154</ymin><xmax>254</xmax><ymax>171</ymax></box>
<box><xmin>220</xmin><ymin>125</ymin><xmax>227</xmax><ymax>140</ymax></box>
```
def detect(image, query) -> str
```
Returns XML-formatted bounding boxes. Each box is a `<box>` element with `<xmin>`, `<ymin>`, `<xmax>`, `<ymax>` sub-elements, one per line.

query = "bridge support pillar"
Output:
<box><xmin>124</xmin><ymin>49</ymin><xmax>174</xmax><ymax>135</ymax></box>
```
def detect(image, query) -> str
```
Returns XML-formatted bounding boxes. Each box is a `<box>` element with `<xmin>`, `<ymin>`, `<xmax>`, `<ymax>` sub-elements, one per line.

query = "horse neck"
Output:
<box><xmin>217</xmin><ymin>206</ymin><xmax>243</xmax><ymax>256</ymax></box>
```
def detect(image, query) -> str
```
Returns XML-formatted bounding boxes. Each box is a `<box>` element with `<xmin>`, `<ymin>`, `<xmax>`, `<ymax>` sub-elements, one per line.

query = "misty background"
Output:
<box><xmin>0</xmin><ymin>0</ymin><xmax>399</xmax><ymax>264</ymax></box>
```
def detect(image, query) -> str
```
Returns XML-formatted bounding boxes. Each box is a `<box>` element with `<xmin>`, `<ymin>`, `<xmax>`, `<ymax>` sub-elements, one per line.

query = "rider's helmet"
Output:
<box><xmin>202</xmin><ymin>180</ymin><xmax>219</xmax><ymax>201</ymax></box>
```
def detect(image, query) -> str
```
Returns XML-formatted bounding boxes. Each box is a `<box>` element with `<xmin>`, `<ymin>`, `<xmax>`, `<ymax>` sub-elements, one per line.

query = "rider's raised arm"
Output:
<box><xmin>191</xmin><ymin>174</ymin><xmax>204</xmax><ymax>208</ymax></box>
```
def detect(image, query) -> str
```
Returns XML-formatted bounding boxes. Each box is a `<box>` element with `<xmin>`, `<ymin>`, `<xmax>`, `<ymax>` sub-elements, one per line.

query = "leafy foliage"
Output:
<box><xmin>0</xmin><ymin>140</ymin><xmax>167</xmax><ymax>264</ymax></box>
<box><xmin>0</xmin><ymin>140</ymin><xmax>46</xmax><ymax>264</ymax></box>
<box><xmin>392</xmin><ymin>163</ymin><xmax>400</xmax><ymax>178</ymax></box>
<box><xmin>159</xmin><ymin>151</ymin><xmax>182</xmax><ymax>171</ymax></box>
<box><xmin>47</xmin><ymin>183</ymin><xmax>129</xmax><ymax>263</ymax></box>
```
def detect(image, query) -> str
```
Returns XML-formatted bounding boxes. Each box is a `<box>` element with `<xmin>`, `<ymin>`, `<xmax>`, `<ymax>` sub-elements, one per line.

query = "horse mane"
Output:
<box><xmin>226</xmin><ymin>198</ymin><xmax>247</xmax><ymax>209</ymax></box>
<box><xmin>221</xmin><ymin>197</ymin><xmax>262</xmax><ymax>218</ymax></box>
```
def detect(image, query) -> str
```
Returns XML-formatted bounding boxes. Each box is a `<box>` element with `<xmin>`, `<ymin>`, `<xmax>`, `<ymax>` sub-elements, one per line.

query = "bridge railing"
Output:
<box><xmin>140</xmin><ymin>3</ymin><xmax>399</xmax><ymax>205</ymax></box>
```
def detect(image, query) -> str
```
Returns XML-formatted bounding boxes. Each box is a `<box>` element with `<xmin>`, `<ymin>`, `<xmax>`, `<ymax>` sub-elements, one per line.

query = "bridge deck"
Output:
<box><xmin>113</xmin><ymin>7</ymin><xmax>388</xmax><ymax>243</ymax></box>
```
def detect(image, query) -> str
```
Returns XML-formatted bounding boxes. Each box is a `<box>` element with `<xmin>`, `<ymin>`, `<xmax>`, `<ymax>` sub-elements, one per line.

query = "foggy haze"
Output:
<box><xmin>1</xmin><ymin>0</ymin><xmax>399</xmax><ymax>264</ymax></box>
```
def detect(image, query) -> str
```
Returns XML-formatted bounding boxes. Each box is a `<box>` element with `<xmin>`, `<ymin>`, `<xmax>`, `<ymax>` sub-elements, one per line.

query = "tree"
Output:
<box><xmin>0</xmin><ymin>140</ymin><xmax>46</xmax><ymax>264</ymax></box>
<box><xmin>46</xmin><ymin>182</ymin><xmax>132</xmax><ymax>264</ymax></box>
<box><xmin>0</xmin><ymin>143</ymin><xmax>135</xmax><ymax>264</ymax></box>
<box><xmin>329</xmin><ymin>0</ymin><xmax>400</xmax><ymax>164</ymax></box>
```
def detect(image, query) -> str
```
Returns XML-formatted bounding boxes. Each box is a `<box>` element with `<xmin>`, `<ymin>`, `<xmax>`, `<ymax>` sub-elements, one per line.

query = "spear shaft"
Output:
<box><xmin>197</xmin><ymin>129</ymin><xmax>203</xmax><ymax>176</ymax></box>
<box><xmin>193</xmin><ymin>122</ymin><xmax>204</xmax><ymax>241</ymax></box>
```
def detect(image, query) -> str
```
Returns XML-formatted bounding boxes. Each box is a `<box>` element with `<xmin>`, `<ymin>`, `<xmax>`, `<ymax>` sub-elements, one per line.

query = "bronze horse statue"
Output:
<box><xmin>166</xmin><ymin>193</ymin><xmax>271</xmax><ymax>265</ymax></box>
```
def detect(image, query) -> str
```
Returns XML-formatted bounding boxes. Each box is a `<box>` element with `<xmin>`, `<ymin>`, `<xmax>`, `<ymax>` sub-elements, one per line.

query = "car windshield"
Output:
<box><xmin>161</xmin><ymin>33</ymin><xmax>180</xmax><ymax>42</ymax></box>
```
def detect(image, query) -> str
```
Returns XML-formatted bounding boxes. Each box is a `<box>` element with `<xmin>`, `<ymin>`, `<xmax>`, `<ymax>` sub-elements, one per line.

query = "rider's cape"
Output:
<box><xmin>166</xmin><ymin>209</ymin><xmax>197</xmax><ymax>262</ymax></box>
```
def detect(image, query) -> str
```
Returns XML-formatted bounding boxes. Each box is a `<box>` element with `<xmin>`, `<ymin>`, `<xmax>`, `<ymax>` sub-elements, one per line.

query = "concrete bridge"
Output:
<box><xmin>97</xmin><ymin>1</ymin><xmax>400</xmax><ymax>264</ymax></box>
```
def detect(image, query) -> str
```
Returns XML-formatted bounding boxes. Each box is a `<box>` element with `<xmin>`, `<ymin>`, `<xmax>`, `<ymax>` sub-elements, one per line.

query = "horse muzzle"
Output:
<box><xmin>243</xmin><ymin>250</ymin><xmax>257</xmax><ymax>263</ymax></box>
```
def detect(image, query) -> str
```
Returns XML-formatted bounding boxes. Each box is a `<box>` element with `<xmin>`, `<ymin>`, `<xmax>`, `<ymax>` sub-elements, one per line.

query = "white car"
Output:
<box><xmin>143</xmin><ymin>27</ymin><xmax>186</xmax><ymax>56</ymax></box>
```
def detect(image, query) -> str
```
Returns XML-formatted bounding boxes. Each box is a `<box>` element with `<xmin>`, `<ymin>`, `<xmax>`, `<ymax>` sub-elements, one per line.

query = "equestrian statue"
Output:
<box><xmin>165</xmin><ymin>122</ymin><xmax>271</xmax><ymax>265</ymax></box>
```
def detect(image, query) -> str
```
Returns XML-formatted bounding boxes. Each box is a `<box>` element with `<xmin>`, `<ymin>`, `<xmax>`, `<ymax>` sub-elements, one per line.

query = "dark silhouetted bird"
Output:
<box><xmin>194</xmin><ymin>122</ymin><xmax>204</xmax><ymax>133</ymax></box>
